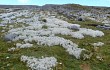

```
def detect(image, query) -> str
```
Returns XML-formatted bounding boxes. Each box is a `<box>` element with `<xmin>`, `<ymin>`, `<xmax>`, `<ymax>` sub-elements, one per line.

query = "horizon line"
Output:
<box><xmin>0</xmin><ymin>3</ymin><xmax>110</xmax><ymax>7</ymax></box>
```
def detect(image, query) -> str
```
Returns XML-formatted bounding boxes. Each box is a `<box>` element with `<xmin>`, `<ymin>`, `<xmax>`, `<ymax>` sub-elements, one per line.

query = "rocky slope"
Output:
<box><xmin>0</xmin><ymin>4</ymin><xmax>109</xmax><ymax>23</ymax></box>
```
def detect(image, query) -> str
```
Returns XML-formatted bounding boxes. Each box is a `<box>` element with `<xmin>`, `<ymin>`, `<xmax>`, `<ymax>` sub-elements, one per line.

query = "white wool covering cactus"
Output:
<box><xmin>8</xmin><ymin>47</ymin><xmax>16</xmax><ymax>51</ymax></box>
<box><xmin>78</xmin><ymin>28</ymin><xmax>104</xmax><ymax>37</ymax></box>
<box><xmin>21</xmin><ymin>55</ymin><xmax>57</xmax><ymax>70</ymax></box>
<box><xmin>92</xmin><ymin>42</ymin><xmax>104</xmax><ymax>47</ymax></box>
<box><xmin>71</xmin><ymin>32</ymin><xmax>84</xmax><ymax>39</ymax></box>
<box><xmin>16</xmin><ymin>43</ymin><xmax>33</xmax><ymax>48</ymax></box>
<box><xmin>24</xmin><ymin>36</ymin><xmax>84</xmax><ymax>59</ymax></box>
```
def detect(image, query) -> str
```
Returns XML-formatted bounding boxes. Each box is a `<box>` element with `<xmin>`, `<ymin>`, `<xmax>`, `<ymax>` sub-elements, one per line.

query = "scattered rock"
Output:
<box><xmin>42</xmin><ymin>19</ymin><xmax>47</xmax><ymax>22</ymax></box>
<box><xmin>78</xmin><ymin>18</ymin><xmax>83</xmax><ymax>21</ymax></box>
<box><xmin>97</xmin><ymin>25</ymin><xmax>110</xmax><ymax>30</ymax></box>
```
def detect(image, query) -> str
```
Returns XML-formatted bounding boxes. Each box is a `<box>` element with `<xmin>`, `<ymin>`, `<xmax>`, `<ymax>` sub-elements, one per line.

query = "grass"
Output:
<box><xmin>42</xmin><ymin>25</ymin><xmax>48</xmax><ymax>29</ymax></box>
<box><xmin>0</xmin><ymin>18</ymin><xmax>3</xmax><ymax>23</ymax></box>
<box><xmin>0</xmin><ymin>14</ymin><xmax>110</xmax><ymax>70</ymax></box>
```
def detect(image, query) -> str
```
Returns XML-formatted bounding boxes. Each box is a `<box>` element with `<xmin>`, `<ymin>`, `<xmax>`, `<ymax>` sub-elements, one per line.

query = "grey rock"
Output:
<box><xmin>4</xmin><ymin>33</ymin><xmax>18</xmax><ymax>41</ymax></box>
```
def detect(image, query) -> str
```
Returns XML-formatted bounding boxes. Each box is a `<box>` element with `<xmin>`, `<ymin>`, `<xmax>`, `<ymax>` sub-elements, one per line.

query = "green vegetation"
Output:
<box><xmin>42</xmin><ymin>25</ymin><xmax>48</xmax><ymax>29</ymax></box>
<box><xmin>0</xmin><ymin>18</ymin><xmax>3</xmax><ymax>23</ymax></box>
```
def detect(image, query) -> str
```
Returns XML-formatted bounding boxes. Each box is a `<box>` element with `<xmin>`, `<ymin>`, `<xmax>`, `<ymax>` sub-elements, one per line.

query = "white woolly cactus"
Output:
<box><xmin>92</xmin><ymin>42</ymin><xmax>104</xmax><ymax>47</ymax></box>
<box><xmin>16</xmin><ymin>43</ymin><xmax>33</xmax><ymax>48</ymax></box>
<box><xmin>21</xmin><ymin>55</ymin><xmax>58</xmax><ymax>70</ymax></box>
<box><xmin>78</xmin><ymin>28</ymin><xmax>104</xmax><ymax>37</ymax></box>
<box><xmin>8</xmin><ymin>47</ymin><xmax>16</xmax><ymax>52</ymax></box>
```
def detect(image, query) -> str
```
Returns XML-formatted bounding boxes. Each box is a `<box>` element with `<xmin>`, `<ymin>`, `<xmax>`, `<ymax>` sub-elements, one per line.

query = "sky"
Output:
<box><xmin>0</xmin><ymin>0</ymin><xmax>110</xmax><ymax>7</ymax></box>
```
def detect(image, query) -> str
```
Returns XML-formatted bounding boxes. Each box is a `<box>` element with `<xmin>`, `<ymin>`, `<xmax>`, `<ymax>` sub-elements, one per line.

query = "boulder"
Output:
<box><xmin>78</xmin><ymin>18</ymin><xmax>83</xmax><ymax>21</ymax></box>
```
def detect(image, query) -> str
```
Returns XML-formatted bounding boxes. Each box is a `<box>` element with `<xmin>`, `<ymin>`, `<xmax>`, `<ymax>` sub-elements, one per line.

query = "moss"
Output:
<box><xmin>42</xmin><ymin>25</ymin><xmax>48</xmax><ymax>29</ymax></box>
<box><xmin>0</xmin><ymin>18</ymin><xmax>3</xmax><ymax>23</ymax></box>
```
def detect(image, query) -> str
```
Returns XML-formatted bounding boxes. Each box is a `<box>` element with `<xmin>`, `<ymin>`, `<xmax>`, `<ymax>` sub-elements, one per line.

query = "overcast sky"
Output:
<box><xmin>0</xmin><ymin>0</ymin><xmax>110</xmax><ymax>7</ymax></box>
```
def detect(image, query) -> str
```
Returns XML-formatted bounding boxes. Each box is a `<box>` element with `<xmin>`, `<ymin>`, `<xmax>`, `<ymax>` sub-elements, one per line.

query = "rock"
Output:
<box><xmin>68</xmin><ymin>24</ymin><xmax>80</xmax><ymax>30</ymax></box>
<box><xmin>42</xmin><ymin>19</ymin><xmax>47</xmax><ymax>23</ymax></box>
<box><xmin>78</xmin><ymin>18</ymin><xmax>83</xmax><ymax>21</ymax></box>
<box><xmin>4</xmin><ymin>33</ymin><xmax>18</xmax><ymax>41</ymax></box>
<box><xmin>97</xmin><ymin>25</ymin><xmax>110</xmax><ymax>30</ymax></box>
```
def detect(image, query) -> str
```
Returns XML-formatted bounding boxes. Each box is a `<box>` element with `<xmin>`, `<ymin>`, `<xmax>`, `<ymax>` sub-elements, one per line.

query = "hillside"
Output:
<box><xmin>0</xmin><ymin>4</ymin><xmax>110</xmax><ymax>70</ymax></box>
<box><xmin>1</xmin><ymin>4</ymin><xmax>109</xmax><ymax>23</ymax></box>
<box><xmin>0</xmin><ymin>5</ymin><xmax>39</xmax><ymax>9</ymax></box>
<box><xmin>41</xmin><ymin>4</ymin><xmax>110</xmax><ymax>23</ymax></box>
